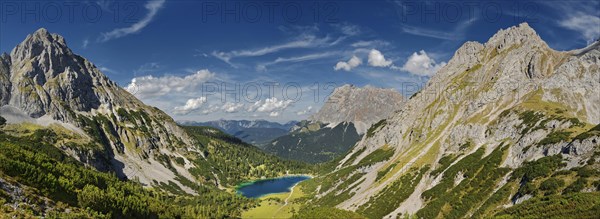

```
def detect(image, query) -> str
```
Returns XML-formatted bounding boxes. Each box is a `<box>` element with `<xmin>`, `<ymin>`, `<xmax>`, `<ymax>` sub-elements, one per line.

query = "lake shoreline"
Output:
<box><xmin>235</xmin><ymin>174</ymin><xmax>314</xmax><ymax>189</ymax></box>
<box><xmin>235</xmin><ymin>174</ymin><xmax>313</xmax><ymax>198</ymax></box>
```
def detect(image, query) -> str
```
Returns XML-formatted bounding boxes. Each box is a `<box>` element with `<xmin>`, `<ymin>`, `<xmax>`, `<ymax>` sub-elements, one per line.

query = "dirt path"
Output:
<box><xmin>272</xmin><ymin>184</ymin><xmax>296</xmax><ymax>218</ymax></box>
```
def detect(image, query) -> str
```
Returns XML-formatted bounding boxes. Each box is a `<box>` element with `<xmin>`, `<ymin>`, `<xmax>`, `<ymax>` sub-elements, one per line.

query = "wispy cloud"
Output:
<box><xmin>134</xmin><ymin>62</ymin><xmax>161</xmax><ymax>75</ymax></box>
<box><xmin>399</xmin><ymin>17</ymin><xmax>477</xmax><ymax>40</ymax></box>
<box><xmin>257</xmin><ymin>52</ymin><xmax>338</xmax><ymax>71</ymax></box>
<box><xmin>82</xmin><ymin>39</ymin><xmax>89</xmax><ymax>49</ymax></box>
<box><xmin>99</xmin><ymin>0</ymin><xmax>165</xmax><ymax>42</ymax></box>
<box><xmin>98</xmin><ymin>66</ymin><xmax>116</xmax><ymax>74</ymax></box>
<box><xmin>540</xmin><ymin>1</ymin><xmax>600</xmax><ymax>44</ymax></box>
<box><xmin>351</xmin><ymin>40</ymin><xmax>390</xmax><ymax>48</ymax></box>
<box><xmin>212</xmin><ymin>35</ymin><xmax>340</xmax><ymax>67</ymax></box>
<box><xmin>331</xmin><ymin>22</ymin><xmax>362</xmax><ymax>36</ymax></box>
<box><xmin>559</xmin><ymin>13</ymin><xmax>600</xmax><ymax>44</ymax></box>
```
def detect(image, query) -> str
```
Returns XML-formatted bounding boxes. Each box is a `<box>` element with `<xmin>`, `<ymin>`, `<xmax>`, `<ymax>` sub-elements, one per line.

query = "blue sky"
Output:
<box><xmin>1</xmin><ymin>0</ymin><xmax>598</xmax><ymax>122</ymax></box>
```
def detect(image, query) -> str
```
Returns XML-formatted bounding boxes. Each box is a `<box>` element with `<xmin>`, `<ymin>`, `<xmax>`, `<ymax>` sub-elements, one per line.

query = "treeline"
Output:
<box><xmin>0</xmin><ymin>127</ymin><xmax>256</xmax><ymax>218</ymax></box>
<box><xmin>183</xmin><ymin>126</ymin><xmax>313</xmax><ymax>186</ymax></box>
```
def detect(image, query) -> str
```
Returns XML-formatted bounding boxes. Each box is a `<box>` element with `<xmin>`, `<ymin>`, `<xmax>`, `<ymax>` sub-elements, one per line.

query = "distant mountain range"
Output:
<box><xmin>179</xmin><ymin>119</ymin><xmax>297</xmax><ymax>146</ymax></box>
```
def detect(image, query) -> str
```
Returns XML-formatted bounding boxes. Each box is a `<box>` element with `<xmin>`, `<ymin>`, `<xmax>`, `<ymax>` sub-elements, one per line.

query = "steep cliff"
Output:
<box><xmin>309</xmin><ymin>84</ymin><xmax>405</xmax><ymax>134</ymax></box>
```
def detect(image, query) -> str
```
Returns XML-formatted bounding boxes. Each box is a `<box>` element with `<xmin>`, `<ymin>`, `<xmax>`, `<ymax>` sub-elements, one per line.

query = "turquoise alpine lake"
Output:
<box><xmin>236</xmin><ymin>175</ymin><xmax>311</xmax><ymax>198</ymax></box>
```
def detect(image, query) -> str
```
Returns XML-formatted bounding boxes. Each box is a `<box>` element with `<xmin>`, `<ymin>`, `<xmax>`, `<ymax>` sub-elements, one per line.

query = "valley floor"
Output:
<box><xmin>242</xmin><ymin>184</ymin><xmax>306</xmax><ymax>218</ymax></box>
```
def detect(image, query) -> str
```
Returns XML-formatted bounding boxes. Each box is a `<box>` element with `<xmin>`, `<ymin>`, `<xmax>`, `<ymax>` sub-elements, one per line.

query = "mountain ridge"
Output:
<box><xmin>301</xmin><ymin>23</ymin><xmax>600</xmax><ymax>218</ymax></box>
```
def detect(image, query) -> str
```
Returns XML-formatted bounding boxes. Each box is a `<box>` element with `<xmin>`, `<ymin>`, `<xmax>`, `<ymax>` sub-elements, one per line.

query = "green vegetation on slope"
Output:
<box><xmin>356</xmin><ymin>146</ymin><xmax>395</xmax><ymax>167</ymax></box>
<box><xmin>183</xmin><ymin>126</ymin><xmax>313</xmax><ymax>187</ymax></box>
<box><xmin>0</xmin><ymin>128</ymin><xmax>256</xmax><ymax>218</ymax></box>
<box><xmin>366</xmin><ymin>119</ymin><xmax>386</xmax><ymax>138</ymax></box>
<box><xmin>358</xmin><ymin>166</ymin><xmax>429</xmax><ymax>219</ymax></box>
<box><xmin>293</xmin><ymin>207</ymin><xmax>367</xmax><ymax>219</ymax></box>
<box><xmin>417</xmin><ymin>145</ymin><xmax>510</xmax><ymax>219</ymax></box>
<box><xmin>264</xmin><ymin>122</ymin><xmax>361</xmax><ymax>163</ymax></box>
<box><xmin>493</xmin><ymin>192</ymin><xmax>600</xmax><ymax>219</ymax></box>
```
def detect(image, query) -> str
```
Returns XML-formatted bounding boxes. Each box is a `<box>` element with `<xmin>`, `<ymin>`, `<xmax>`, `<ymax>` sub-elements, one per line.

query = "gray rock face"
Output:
<box><xmin>0</xmin><ymin>53</ymin><xmax>11</xmax><ymax>105</ymax></box>
<box><xmin>7</xmin><ymin>29</ymin><xmax>110</xmax><ymax>119</ymax></box>
<box><xmin>0</xmin><ymin>28</ymin><xmax>197</xmax><ymax>191</ymax></box>
<box><xmin>309</xmin><ymin>84</ymin><xmax>405</xmax><ymax>134</ymax></box>
<box><xmin>313</xmin><ymin>23</ymin><xmax>600</xmax><ymax>216</ymax></box>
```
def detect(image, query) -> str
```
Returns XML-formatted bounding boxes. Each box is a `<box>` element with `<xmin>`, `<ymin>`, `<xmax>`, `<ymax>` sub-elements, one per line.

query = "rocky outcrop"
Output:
<box><xmin>309</xmin><ymin>84</ymin><xmax>405</xmax><ymax>134</ymax></box>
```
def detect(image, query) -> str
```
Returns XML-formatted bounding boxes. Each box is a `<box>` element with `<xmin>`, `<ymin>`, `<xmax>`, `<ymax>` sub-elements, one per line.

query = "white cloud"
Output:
<box><xmin>174</xmin><ymin>97</ymin><xmax>207</xmax><ymax>114</ymax></box>
<box><xmin>332</xmin><ymin>23</ymin><xmax>361</xmax><ymax>36</ymax></box>
<box><xmin>98</xmin><ymin>66</ymin><xmax>116</xmax><ymax>74</ymax></box>
<box><xmin>134</xmin><ymin>62</ymin><xmax>160</xmax><ymax>74</ymax></box>
<box><xmin>351</xmin><ymin>40</ymin><xmax>390</xmax><ymax>48</ymax></box>
<box><xmin>399</xmin><ymin>17</ymin><xmax>476</xmax><ymax>40</ymax></box>
<box><xmin>82</xmin><ymin>39</ymin><xmax>89</xmax><ymax>49</ymax></box>
<box><xmin>125</xmin><ymin>69</ymin><xmax>215</xmax><ymax>99</ymax></box>
<box><xmin>201</xmin><ymin>104</ymin><xmax>220</xmax><ymax>115</ymax></box>
<box><xmin>296</xmin><ymin>106</ymin><xmax>313</xmax><ymax>115</ymax></box>
<box><xmin>212</xmin><ymin>35</ymin><xmax>338</xmax><ymax>66</ymax></box>
<box><xmin>334</xmin><ymin>55</ymin><xmax>362</xmax><ymax>71</ymax></box>
<box><xmin>559</xmin><ymin>12</ymin><xmax>600</xmax><ymax>44</ymax></box>
<box><xmin>368</xmin><ymin>49</ymin><xmax>392</xmax><ymax>67</ymax></box>
<box><xmin>221</xmin><ymin>102</ymin><xmax>244</xmax><ymax>113</ymax></box>
<box><xmin>99</xmin><ymin>0</ymin><xmax>165</xmax><ymax>42</ymax></box>
<box><xmin>399</xmin><ymin>50</ymin><xmax>447</xmax><ymax>76</ymax></box>
<box><xmin>259</xmin><ymin>52</ymin><xmax>338</xmax><ymax>71</ymax></box>
<box><xmin>269</xmin><ymin>111</ymin><xmax>281</xmax><ymax>117</ymax></box>
<box><xmin>248</xmin><ymin>97</ymin><xmax>293</xmax><ymax>115</ymax></box>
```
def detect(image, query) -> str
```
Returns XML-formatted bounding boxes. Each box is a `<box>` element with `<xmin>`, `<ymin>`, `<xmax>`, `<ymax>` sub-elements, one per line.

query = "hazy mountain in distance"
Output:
<box><xmin>180</xmin><ymin>119</ymin><xmax>297</xmax><ymax>146</ymax></box>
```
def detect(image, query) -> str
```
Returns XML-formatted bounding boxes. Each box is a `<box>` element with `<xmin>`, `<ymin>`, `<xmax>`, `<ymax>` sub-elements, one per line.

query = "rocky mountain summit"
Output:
<box><xmin>264</xmin><ymin>85</ymin><xmax>404</xmax><ymax>163</ymax></box>
<box><xmin>309</xmin><ymin>84</ymin><xmax>405</xmax><ymax>134</ymax></box>
<box><xmin>0</xmin><ymin>28</ymin><xmax>198</xmax><ymax>191</ymax></box>
<box><xmin>305</xmin><ymin>23</ymin><xmax>600</xmax><ymax>218</ymax></box>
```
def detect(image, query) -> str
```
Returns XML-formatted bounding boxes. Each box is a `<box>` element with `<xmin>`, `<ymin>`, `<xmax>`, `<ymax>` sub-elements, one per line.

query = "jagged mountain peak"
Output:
<box><xmin>436</xmin><ymin>23</ymin><xmax>557</xmax><ymax>84</ymax></box>
<box><xmin>485</xmin><ymin>22</ymin><xmax>546</xmax><ymax>50</ymax></box>
<box><xmin>309</xmin><ymin>84</ymin><xmax>405</xmax><ymax>134</ymax></box>
<box><xmin>11</xmin><ymin>28</ymin><xmax>70</xmax><ymax>62</ymax></box>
